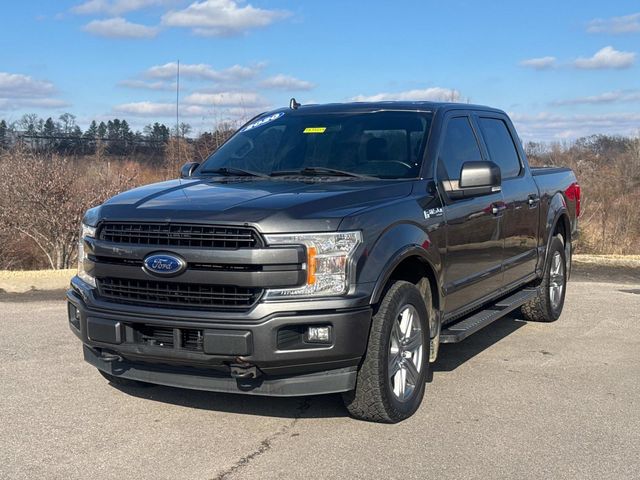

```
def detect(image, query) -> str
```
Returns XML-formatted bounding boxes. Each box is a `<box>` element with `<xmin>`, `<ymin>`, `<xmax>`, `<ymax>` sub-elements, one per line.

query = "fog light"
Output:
<box><xmin>305</xmin><ymin>326</ymin><xmax>331</xmax><ymax>343</ymax></box>
<box><xmin>68</xmin><ymin>303</ymin><xmax>80</xmax><ymax>330</ymax></box>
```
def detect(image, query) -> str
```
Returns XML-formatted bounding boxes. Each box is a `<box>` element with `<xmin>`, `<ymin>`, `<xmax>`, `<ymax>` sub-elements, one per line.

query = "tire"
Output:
<box><xmin>343</xmin><ymin>280</ymin><xmax>430</xmax><ymax>423</ymax></box>
<box><xmin>98</xmin><ymin>369</ymin><xmax>152</xmax><ymax>388</ymax></box>
<box><xmin>521</xmin><ymin>235</ymin><xmax>567</xmax><ymax>322</ymax></box>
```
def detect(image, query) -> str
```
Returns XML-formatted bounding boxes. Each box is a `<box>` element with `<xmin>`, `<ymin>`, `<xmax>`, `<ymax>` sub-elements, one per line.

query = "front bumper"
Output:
<box><xmin>67</xmin><ymin>279</ymin><xmax>372</xmax><ymax>396</ymax></box>
<box><xmin>83</xmin><ymin>345</ymin><xmax>358</xmax><ymax>396</ymax></box>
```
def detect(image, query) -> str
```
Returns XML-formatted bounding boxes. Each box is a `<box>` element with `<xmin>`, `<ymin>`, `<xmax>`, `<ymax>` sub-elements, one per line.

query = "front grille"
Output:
<box><xmin>137</xmin><ymin>325</ymin><xmax>174</xmax><ymax>348</ymax></box>
<box><xmin>182</xmin><ymin>329</ymin><xmax>204</xmax><ymax>351</ymax></box>
<box><xmin>99</xmin><ymin>222</ymin><xmax>260</xmax><ymax>249</ymax></box>
<box><xmin>97</xmin><ymin>277</ymin><xmax>261</xmax><ymax>310</ymax></box>
<box><xmin>132</xmin><ymin>324</ymin><xmax>204</xmax><ymax>351</ymax></box>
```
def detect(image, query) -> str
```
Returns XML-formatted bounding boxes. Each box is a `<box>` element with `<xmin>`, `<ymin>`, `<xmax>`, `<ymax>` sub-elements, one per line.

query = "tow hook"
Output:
<box><xmin>100</xmin><ymin>351</ymin><xmax>123</xmax><ymax>363</ymax></box>
<box><xmin>230</xmin><ymin>363</ymin><xmax>260</xmax><ymax>379</ymax></box>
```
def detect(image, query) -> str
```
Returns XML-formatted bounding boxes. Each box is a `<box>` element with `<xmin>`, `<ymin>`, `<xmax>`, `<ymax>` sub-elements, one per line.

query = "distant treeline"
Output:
<box><xmin>0</xmin><ymin>112</ymin><xmax>236</xmax><ymax>157</ymax></box>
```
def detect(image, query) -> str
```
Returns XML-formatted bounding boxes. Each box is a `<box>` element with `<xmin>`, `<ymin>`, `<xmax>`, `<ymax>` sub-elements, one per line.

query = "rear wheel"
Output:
<box><xmin>343</xmin><ymin>280</ymin><xmax>430</xmax><ymax>423</ymax></box>
<box><xmin>521</xmin><ymin>235</ymin><xmax>567</xmax><ymax>322</ymax></box>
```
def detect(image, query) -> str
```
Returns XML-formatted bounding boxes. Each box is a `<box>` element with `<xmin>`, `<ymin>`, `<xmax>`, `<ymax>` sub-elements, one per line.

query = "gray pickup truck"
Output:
<box><xmin>68</xmin><ymin>101</ymin><xmax>580</xmax><ymax>422</ymax></box>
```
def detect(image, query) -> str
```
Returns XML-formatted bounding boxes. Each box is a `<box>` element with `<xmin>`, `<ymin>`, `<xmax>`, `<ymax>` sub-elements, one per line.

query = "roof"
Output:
<box><xmin>268</xmin><ymin>101</ymin><xmax>504</xmax><ymax>115</ymax></box>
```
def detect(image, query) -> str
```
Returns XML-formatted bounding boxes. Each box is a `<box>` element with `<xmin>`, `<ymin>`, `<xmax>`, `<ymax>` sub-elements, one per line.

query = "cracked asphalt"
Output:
<box><xmin>1</xmin><ymin>274</ymin><xmax>639</xmax><ymax>480</ymax></box>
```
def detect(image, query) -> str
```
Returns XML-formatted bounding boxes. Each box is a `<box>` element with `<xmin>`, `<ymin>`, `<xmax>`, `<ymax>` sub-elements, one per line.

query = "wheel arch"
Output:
<box><xmin>370</xmin><ymin>247</ymin><xmax>441</xmax><ymax>313</ymax></box>
<box><xmin>541</xmin><ymin>193</ymin><xmax>572</xmax><ymax>278</ymax></box>
<box><xmin>540</xmin><ymin>192</ymin><xmax>572</xmax><ymax>268</ymax></box>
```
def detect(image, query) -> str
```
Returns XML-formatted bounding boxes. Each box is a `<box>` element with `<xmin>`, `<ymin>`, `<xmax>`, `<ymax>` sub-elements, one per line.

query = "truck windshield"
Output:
<box><xmin>199</xmin><ymin>110</ymin><xmax>433</xmax><ymax>179</ymax></box>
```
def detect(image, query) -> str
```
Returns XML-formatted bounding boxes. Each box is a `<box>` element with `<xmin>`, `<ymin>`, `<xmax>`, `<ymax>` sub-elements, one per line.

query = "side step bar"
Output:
<box><xmin>440</xmin><ymin>288</ymin><xmax>537</xmax><ymax>343</ymax></box>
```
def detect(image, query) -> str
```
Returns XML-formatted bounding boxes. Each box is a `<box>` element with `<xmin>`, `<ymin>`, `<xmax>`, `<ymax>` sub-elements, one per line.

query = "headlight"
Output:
<box><xmin>264</xmin><ymin>231</ymin><xmax>362</xmax><ymax>299</ymax></box>
<box><xmin>78</xmin><ymin>223</ymin><xmax>97</xmax><ymax>287</ymax></box>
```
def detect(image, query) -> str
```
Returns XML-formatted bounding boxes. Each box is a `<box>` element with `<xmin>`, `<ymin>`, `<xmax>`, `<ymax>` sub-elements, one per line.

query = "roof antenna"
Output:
<box><xmin>176</xmin><ymin>59</ymin><xmax>180</xmax><ymax>162</ymax></box>
<box><xmin>289</xmin><ymin>97</ymin><xmax>301</xmax><ymax>110</ymax></box>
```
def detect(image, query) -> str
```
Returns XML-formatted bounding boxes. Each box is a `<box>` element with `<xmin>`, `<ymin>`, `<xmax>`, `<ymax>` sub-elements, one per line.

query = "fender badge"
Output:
<box><xmin>424</xmin><ymin>208</ymin><xmax>443</xmax><ymax>219</ymax></box>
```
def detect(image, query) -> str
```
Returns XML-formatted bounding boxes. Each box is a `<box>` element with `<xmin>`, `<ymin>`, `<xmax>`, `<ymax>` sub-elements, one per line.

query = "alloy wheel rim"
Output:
<box><xmin>389</xmin><ymin>304</ymin><xmax>423</xmax><ymax>401</ymax></box>
<box><xmin>549</xmin><ymin>251</ymin><xmax>565</xmax><ymax>310</ymax></box>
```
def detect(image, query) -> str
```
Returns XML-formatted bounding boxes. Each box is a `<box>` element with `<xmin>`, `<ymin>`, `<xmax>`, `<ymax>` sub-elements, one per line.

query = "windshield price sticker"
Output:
<box><xmin>303</xmin><ymin>127</ymin><xmax>327</xmax><ymax>134</ymax></box>
<box><xmin>242</xmin><ymin>112</ymin><xmax>285</xmax><ymax>132</ymax></box>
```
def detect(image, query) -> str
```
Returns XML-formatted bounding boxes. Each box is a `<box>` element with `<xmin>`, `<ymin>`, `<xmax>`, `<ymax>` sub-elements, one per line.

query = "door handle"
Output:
<box><xmin>490</xmin><ymin>203</ymin><xmax>507</xmax><ymax>216</ymax></box>
<box><xmin>528</xmin><ymin>194</ymin><xmax>539</xmax><ymax>207</ymax></box>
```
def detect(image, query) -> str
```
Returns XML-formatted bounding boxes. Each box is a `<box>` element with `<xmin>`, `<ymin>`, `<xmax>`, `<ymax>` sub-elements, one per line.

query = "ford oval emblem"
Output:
<box><xmin>143</xmin><ymin>253</ymin><xmax>186</xmax><ymax>277</ymax></box>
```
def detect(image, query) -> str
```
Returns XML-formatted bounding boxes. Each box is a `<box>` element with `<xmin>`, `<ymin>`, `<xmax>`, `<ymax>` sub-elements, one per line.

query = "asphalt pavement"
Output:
<box><xmin>1</xmin><ymin>275</ymin><xmax>639</xmax><ymax>479</ymax></box>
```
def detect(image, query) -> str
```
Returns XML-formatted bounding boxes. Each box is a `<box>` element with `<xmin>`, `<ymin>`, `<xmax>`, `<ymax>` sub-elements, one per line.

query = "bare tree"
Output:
<box><xmin>0</xmin><ymin>146</ymin><xmax>136</xmax><ymax>269</ymax></box>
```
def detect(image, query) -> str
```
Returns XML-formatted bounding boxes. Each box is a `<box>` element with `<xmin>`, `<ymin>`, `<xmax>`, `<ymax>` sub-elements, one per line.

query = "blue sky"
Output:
<box><xmin>1</xmin><ymin>0</ymin><xmax>639</xmax><ymax>140</ymax></box>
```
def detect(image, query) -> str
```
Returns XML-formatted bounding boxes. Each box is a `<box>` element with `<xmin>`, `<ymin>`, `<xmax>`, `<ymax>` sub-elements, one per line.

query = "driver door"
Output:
<box><xmin>437</xmin><ymin>114</ymin><xmax>505</xmax><ymax>315</ymax></box>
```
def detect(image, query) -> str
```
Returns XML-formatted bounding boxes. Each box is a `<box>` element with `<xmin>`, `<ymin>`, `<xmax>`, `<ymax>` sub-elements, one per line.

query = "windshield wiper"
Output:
<box><xmin>270</xmin><ymin>167</ymin><xmax>374</xmax><ymax>179</ymax></box>
<box><xmin>202</xmin><ymin>167</ymin><xmax>270</xmax><ymax>178</ymax></box>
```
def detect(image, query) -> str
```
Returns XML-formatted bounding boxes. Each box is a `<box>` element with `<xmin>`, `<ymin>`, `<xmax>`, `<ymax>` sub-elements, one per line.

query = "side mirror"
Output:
<box><xmin>180</xmin><ymin>162</ymin><xmax>200</xmax><ymax>178</ymax></box>
<box><xmin>449</xmin><ymin>161</ymin><xmax>501</xmax><ymax>199</ymax></box>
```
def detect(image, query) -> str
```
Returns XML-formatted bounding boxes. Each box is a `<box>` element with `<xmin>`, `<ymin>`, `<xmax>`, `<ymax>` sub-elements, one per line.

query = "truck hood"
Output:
<box><xmin>100</xmin><ymin>178</ymin><xmax>413</xmax><ymax>232</ymax></box>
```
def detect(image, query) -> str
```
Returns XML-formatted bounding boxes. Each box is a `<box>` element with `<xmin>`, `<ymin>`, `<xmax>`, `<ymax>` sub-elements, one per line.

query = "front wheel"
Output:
<box><xmin>343</xmin><ymin>280</ymin><xmax>430</xmax><ymax>423</ymax></box>
<box><xmin>521</xmin><ymin>235</ymin><xmax>567</xmax><ymax>322</ymax></box>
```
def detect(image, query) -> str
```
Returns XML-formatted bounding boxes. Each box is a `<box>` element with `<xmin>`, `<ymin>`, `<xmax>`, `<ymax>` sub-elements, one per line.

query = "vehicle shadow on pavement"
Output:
<box><xmin>431</xmin><ymin>313</ymin><xmax>527</xmax><ymax>374</ymax></box>
<box><xmin>108</xmin><ymin>382</ymin><xmax>348</xmax><ymax>419</ymax></box>
<box><xmin>107</xmin><ymin>312</ymin><xmax>527</xmax><ymax>418</ymax></box>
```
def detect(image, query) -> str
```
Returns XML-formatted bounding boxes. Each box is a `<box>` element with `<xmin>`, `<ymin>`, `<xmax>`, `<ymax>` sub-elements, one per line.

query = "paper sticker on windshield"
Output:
<box><xmin>242</xmin><ymin>112</ymin><xmax>284</xmax><ymax>132</ymax></box>
<box><xmin>303</xmin><ymin>127</ymin><xmax>326</xmax><ymax>134</ymax></box>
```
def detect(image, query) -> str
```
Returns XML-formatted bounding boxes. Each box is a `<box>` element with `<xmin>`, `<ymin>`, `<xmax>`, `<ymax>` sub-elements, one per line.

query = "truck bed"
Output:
<box><xmin>531</xmin><ymin>166</ymin><xmax>573</xmax><ymax>176</ymax></box>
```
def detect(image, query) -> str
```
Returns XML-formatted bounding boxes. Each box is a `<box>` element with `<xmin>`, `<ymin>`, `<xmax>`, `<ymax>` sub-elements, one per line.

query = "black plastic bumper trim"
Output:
<box><xmin>68</xmin><ymin>288</ymin><xmax>372</xmax><ymax>375</ymax></box>
<box><xmin>85</xmin><ymin>345</ymin><xmax>357</xmax><ymax>397</ymax></box>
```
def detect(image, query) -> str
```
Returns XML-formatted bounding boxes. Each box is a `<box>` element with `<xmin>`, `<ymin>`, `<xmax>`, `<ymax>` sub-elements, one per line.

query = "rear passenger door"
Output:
<box><xmin>474</xmin><ymin>114</ymin><xmax>539</xmax><ymax>287</ymax></box>
<box><xmin>436</xmin><ymin>114</ymin><xmax>505</xmax><ymax>315</ymax></box>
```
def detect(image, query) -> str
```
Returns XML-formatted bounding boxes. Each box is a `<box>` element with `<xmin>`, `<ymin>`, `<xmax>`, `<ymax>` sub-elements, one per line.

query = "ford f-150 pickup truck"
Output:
<box><xmin>68</xmin><ymin>101</ymin><xmax>580</xmax><ymax>422</ymax></box>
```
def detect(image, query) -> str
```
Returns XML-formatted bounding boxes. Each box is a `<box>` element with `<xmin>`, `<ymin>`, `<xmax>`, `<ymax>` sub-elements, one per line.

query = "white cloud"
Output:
<box><xmin>112</xmin><ymin>100</ymin><xmax>264</xmax><ymax>125</ymax></box>
<box><xmin>147</xmin><ymin>62</ymin><xmax>213</xmax><ymax>79</ymax></box>
<box><xmin>0</xmin><ymin>98</ymin><xmax>71</xmax><ymax>111</ymax></box>
<box><xmin>0</xmin><ymin>72</ymin><xmax>56</xmax><ymax>98</ymax></box>
<box><xmin>0</xmin><ymin>72</ymin><xmax>69</xmax><ymax>111</ymax></box>
<box><xmin>161</xmin><ymin>0</ymin><xmax>290</xmax><ymax>36</ymax></box>
<box><xmin>551</xmin><ymin>90</ymin><xmax>640</xmax><ymax>106</ymax></box>
<box><xmin>221</xmin><ymin>64</ymin><xmax>265</xmax><ymax>80</ymax></box>
<box><xmin>118</xmin><ymin>79</ymin><xmax>175</xmax><ymax>90</ymax></box>
<box><xmin>19</xmin><ymin>98</ymin><xmax>71</xmax><ymax>108</ymax></box>
<box><xmin>510</xmin><ymin>111</ymin><xmax>640</xmax><ymax>141</ymax></box>
<box><xmin>145</xmin><ymin>62</ymin><xmax>264</xmax><ymax>81</ymax></box>
<box><xmin>83</xmin><ymin>17</ymin><xmax>159</xmax><ymax>38</ymax></box>
<box><xmin>573</xmin><ymin>46</ymin><xmax>636</xmax><ymax>69</ymax></box>
<box><xmin>587</xmin><ymin>12</ymin><xmax>640</xmax><ymax>34</ymax></box>
<box><xmin>260</xmin><ymin>74</ymin><xmax>315</xmax><ymax>91</ymax></box>
<box><xmin>113</xmin><ymin>101</ymin><xmax>208</xmax><ymax>117</ymax></box>
<box><xmin>519</xmin><ymin>56</ymin><xmax>557</xmax><ymax>70</ymax></box>
<box><xmin>185</xmin><ymin>91</ymin><xmax>268</xmax><ymax>107</ymax></box>
<box><xmin>72</xmin><ymin>0</ymin><xmax>170</xmax><ymax>16</ymax></box>
<box><xmin>351</xmin><ymin>87</ymin><xmax>461</xmax><ymax>102</ymax></box>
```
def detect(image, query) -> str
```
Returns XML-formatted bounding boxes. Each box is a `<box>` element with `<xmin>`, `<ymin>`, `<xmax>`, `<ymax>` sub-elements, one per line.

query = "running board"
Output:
<box><xmin>440</xmin><ymin>288</ymin><xmax>537</xmax><ymax>343</ymax></box>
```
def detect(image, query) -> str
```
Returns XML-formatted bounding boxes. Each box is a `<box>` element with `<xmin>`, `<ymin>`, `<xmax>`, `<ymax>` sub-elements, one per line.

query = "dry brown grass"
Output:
<box><xmin>0</xmin><ymin>269</ymin><xmax>75</xmax><ymax>293</ymax></box>
<box><xmin>526</xmin><ymin>135</ymin><xmax>640</xmax><ymax>255</ymax></box>
<box><xmin>572</xmin><ymin>254</ymin><xmax>640</xmax><ymax>268</ymax></box>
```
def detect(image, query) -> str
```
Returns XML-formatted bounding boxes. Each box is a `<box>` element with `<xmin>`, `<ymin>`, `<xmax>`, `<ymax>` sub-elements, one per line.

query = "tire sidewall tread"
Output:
<box><xmin>522</xmin><ymin>236</ymin><xmax>567</xmax><ymax>323</ymax></box>
<box><xmin>343</xmin><ymin>280</ymin><xmax>430</xmax><ymax>423</ymax></box>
